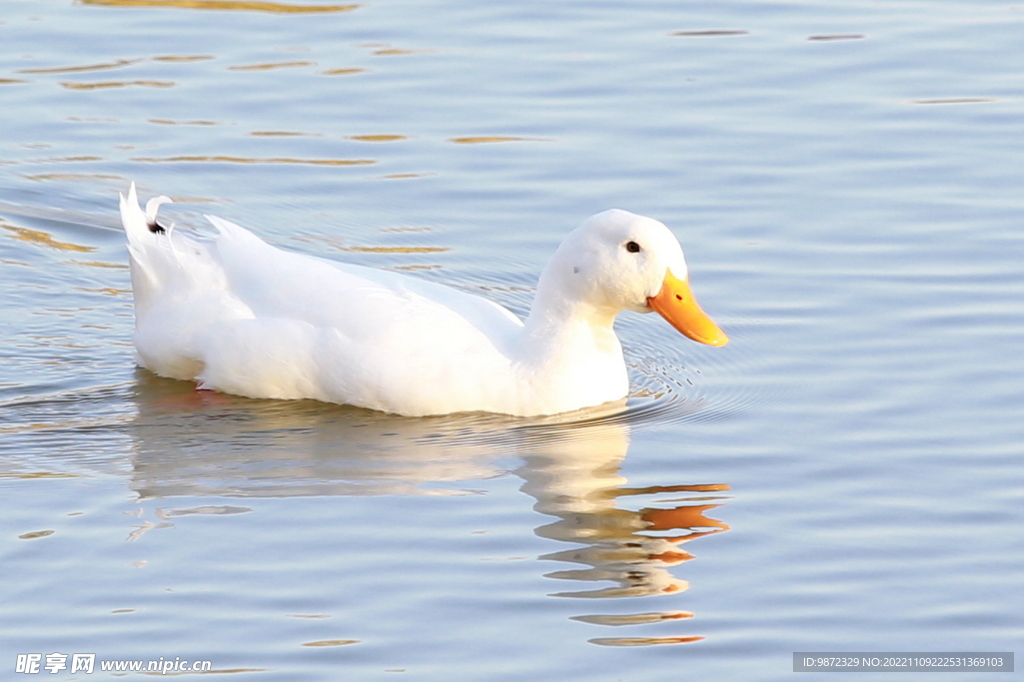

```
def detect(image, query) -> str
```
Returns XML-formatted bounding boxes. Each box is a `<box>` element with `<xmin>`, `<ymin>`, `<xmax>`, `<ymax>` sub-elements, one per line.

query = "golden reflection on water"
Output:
<box><xmin>78</xmin><ymin>0</ymin><xmax>359</xmax><ymax>14</ymax></box>
<box><xmin>290</xmin><ymin>232</ymin><xmax>447</xmax><ymax>255</ymax></box>
<box><xmin>392</xmin><ymin>262</ymin><xmax>440</xmax><ymax>270</ymax></box>
<box><xmin>152</xmin><ymin>55</ymin><xmax>216</xmax><ymax>63</ymax></box>
<box><xmin>671</xmin><ymin>29</ymin><xmax>749</xmax><ymax>37</ymax></box>
<box><xmin>65</xmin><ymin>116</ymin><xmax>118</xmax><ymax>123</ymax></box>
<box><xmin>60</xmin><ymin>80</ymin><xmax>175</xmax><ymax>90</ymax></box>
<box><xmin>45</xmin><ymin>155</ymin><xmax>104</xmax><ymax>163</ymax></box>
<box><xmin>2</xmin><ymin>224</ymin><xmax>95</xmax><ymax>252</ymax></box>
<box><xmin>807</xmin><ymin>33</ymin><xmax>865</xmax><ymax>41</ymax></box>
<box><xmin>449</xmin><ymin>136</ymin><xmax>542</xmax><ymax>144</ymax></box>
<box><xmin>347</xmin><ymin>134</ymin><xmax>407</xmax><ymax>142</ymax></box>
<box><xmin>70</xmin><ymin>261</ymin><xmax>129</xmax><ymax>270</ymax></box>
<box><xmin>382</xmin><ymin>172</ymin><xmax>434</xmax><ymax>180</ymax></box>
<box><xmin>911</xmin><ymin>97</ymin><xmax>996</xmax><ymax>105</ymax></box>
<box><xmin>341</xmin><ymin>245</ymin><xmax>447</xmax><ymax>254</ymax></box>
<box><xmin>373</xmin><ymin>48</ymin><xmax>422</xmax><ymax>56</ymax></box>
<box><xmin>149</xmin><ymin>118</ymin><xmax>218</xmax><ymax>126</ymax></box>
<box><xmin>131</xmin><ymin>155</ymin><xmax>375</xmax><ymax>166</ymax></box>
<box><xmin>18</xmin><ymin>530</ymin><xmax>56</xmax><ymax>540</ymax></box>
<box><xmin>358</xmin><ymin>43</ymin><xmax>435</xmax><ymax>57</ymax></box>
<box><xmin>19</xmin><ymin>59</ymin><xmax>141</xmax><ymax>74</ymax></box>
<box><xmin>250</xmin><ymin>130</ymin><xmax>323</xmax><ymax>137</ymax></box>
<box><xmin>24</xmin><ymin>172</ymin><xmax>123</xmax><ymax>182</ymax></box>
<box><xmin>228</xmin><ymin>61</ymin><xmax>316</xmax><ymax>71</ymax></box>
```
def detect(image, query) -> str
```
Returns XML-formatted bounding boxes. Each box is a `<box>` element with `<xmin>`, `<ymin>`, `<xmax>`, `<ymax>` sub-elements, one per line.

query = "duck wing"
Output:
<box><xmin>121</xmin><ymin>186</ymin><xmax>524</xmax><ymax>414</ymax></box>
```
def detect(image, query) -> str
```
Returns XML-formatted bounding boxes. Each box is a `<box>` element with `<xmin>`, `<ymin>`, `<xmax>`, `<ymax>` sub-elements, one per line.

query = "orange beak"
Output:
<box><xmin>647</xmin><ymin>269</ymin><xmax>729</xmax><ymax>346</ymax></box>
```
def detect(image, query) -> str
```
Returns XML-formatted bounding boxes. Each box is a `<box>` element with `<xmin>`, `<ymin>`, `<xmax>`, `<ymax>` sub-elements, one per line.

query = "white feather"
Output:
<box><xmin>120</xmin><ymin>183</ymin><xmax>722</xmax><ymax>416</ymax></box>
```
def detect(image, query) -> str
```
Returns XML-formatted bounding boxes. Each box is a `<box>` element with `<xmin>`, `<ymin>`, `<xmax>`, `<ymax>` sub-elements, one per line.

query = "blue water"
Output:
<box><xmin>2</xmin><ymin>1</ymin><xmax>1022</xmax><ymax>680</ymax></box>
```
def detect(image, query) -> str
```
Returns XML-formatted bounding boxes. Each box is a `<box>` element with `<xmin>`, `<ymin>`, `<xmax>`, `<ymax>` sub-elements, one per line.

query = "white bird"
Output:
<box><xmin>120</xmin><ymin>183</ymin><xmax>727</xmax><ymax>417</ymax></box>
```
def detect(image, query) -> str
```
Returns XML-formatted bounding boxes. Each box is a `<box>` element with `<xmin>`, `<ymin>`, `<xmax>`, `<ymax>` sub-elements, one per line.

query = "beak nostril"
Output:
<box><xmin>649</xmin><ymin>270</ymin><xmax>729</xmax><ymax>347</ymax></box>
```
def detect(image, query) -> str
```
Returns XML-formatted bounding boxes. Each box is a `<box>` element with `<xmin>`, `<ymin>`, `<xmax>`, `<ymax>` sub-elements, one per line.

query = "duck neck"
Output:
<box><xmin>523</xmin><ymin>272</ymin><xmax>622</xmax><ymax>362</ymax></box>
<box><xmin>516</xmin><ymin>283</ymin><xmax>627</xmax><ymax>413</ymax></box>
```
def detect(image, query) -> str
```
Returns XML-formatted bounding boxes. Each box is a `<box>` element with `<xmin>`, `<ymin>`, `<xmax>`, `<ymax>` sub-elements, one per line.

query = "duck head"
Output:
<box><xmin>535</xmin><ymin>209</ymin><xmax>729</xmax><ymax>346</ymax></box>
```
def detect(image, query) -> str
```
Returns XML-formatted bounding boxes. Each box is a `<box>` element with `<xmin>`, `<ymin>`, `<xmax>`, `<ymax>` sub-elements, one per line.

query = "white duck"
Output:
<box><xmin>120</xmin><ymin>183</ymin><xmax>727</xmax><ymax>417</ymax></box>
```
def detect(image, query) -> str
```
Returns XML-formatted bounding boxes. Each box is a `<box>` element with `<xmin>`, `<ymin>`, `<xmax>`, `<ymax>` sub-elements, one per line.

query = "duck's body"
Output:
<box><xmin>120</xmin><ymin>184</ymin><xmax>727</xmax><ymax>417</ymax></box>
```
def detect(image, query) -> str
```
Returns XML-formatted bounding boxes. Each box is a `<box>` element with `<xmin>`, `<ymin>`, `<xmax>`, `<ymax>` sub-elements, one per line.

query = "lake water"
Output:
<box><xmin>1</xmin><ymin>0</ymin><xmax>1022</xmax><ymax>680</ymax></box>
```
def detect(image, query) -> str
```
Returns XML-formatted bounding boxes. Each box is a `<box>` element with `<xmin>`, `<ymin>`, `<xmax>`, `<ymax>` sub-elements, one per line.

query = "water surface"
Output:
<box><xmin>2</xmin><ymin>1</ymin><xmax>1022</xmax><ymax>680</ymax></box>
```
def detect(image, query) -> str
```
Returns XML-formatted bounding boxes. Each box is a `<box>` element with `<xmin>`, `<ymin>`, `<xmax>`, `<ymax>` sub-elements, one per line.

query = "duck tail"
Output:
<box><xmin>119</xmin><ymin>182</ymin><xmax>175</xmax><ymax>319</ymax></box>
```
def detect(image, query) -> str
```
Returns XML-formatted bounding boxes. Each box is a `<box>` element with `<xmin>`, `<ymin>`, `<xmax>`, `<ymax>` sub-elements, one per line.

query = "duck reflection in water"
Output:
<box><xmin>127</xmin><ymin>373</ymin><xmax>730</xmax><ymax>643</ymax></box>
<box><xmin>515</xmin><ymin>422</ymin><xmax>730</xmax><ymax>645</ymax></box>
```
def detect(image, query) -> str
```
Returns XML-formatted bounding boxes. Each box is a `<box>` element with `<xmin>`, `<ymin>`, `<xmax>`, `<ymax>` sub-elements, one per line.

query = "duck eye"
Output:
<box><xmin>625</xmin><ymin>241</ymin><xmax>641</xmax><ymax>253</ymax></box>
